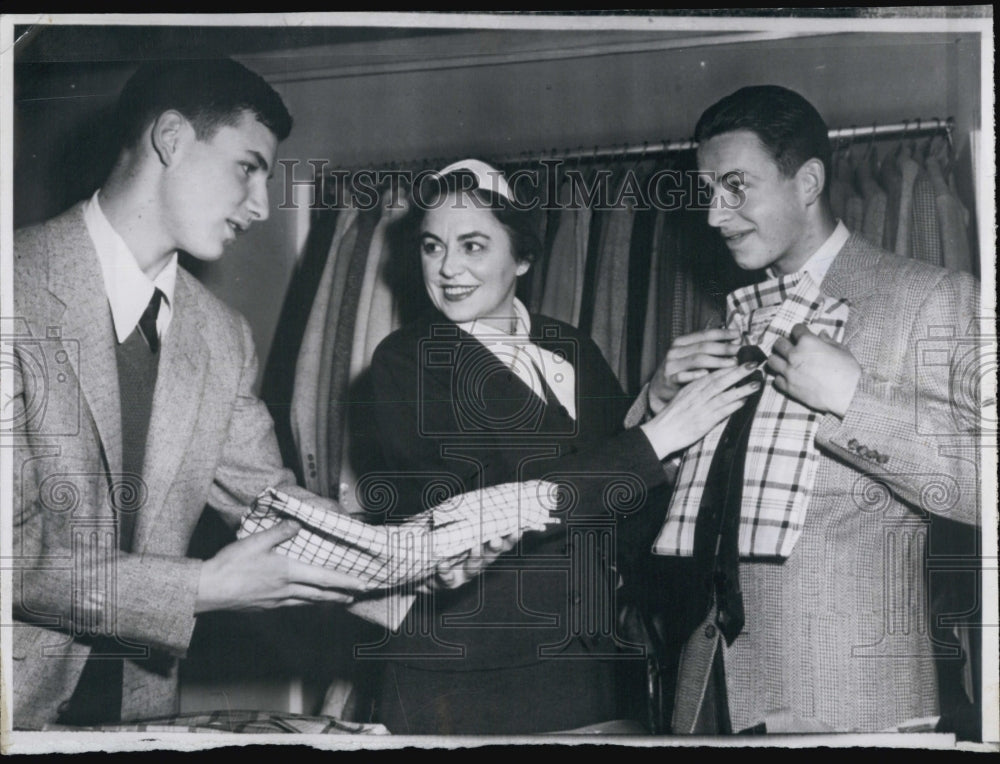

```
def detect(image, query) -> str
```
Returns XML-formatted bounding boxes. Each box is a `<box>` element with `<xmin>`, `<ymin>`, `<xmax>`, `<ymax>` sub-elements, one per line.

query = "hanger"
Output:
<box><xmin>629</xmin><ymin>140</ymin><xmax>650</xmax><ymax>178</ymax></box>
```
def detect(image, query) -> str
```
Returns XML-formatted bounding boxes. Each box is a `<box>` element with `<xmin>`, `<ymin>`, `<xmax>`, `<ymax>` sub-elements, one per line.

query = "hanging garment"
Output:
<box><xmin>879</xmin><ymin>145</ymin><xmax>902</xmax><ymax>252</ymax></box>
<box><xmin>926</xmin><ymin>139</ymin><xmax>974</xmax><ymax>274</ymax></box>
<box><xmin>529</xmin><ymin>199</ymin><xmax>560</xmax><ymax>315</ymax></box>
<box><xmin>908</xmin><ymin>163</ymin><xmax>943</xmax><ymax>267</ymax></box>
<box><xmin>522</xmin><ymin>179</ymin><xmax>550</xmax><ymax>312</ymax></box>
<box><xmin>291</xmin><ymin>205</ymin><xmax>359</xmax><ymax>495</ymax></box>
<box><xmin>656</xmin><ymin>209</ymin><xmax>683</xmax><ymax>363</ymax></box>
<box><xmin>625</xmin><ymin>172</ymin><xmax>658</xmax><ymax>395</ymax></box>
<box><xmin>589</xmin><ymin>169</ymin><xmax>637</xmax><ymax>384</ymax></box>
<box><xmin>338</xmin><ymin>196</ymin><xmax>410</xmax><ymax>515</ymax></box>
<box><xmin>894</xmin><ymin>152</ymin><xmax>920</xmax><ymax>259</ymax></box>
<box><xmin>312</xmin><ymin>210</ymin><xmax>364</xmax><ymax>498</ymax></box>
<box><xmin>263</xmin><ymin>204</ymin><xmax>339</xmax><ymax>476</ymax></box>
<box><xmin>322</xmin><ymin>208</ymin><xmax>381</xmax><ymax>499</ymax></box>
<box><xmin>363</xmin><ymin>199</ymin><xmax>409</xmax><ymax>368</ymax></box>
<box><xmin>839</xmin><ymin>153</ymin><xmax>865</xmax><ymax>234</ymax></box>
<box><xmin>828</xmin><ymin>151</ymin><xmax>850</xmax><ymax>223</ymax></box>
<box><xmin>639</xmin><ymin>211</ymin><xmax>667</xmax><ymax>386</ymax></box>
<box><xmin>540</xmin><ymin>172</ymin><xmax>592</xmax><ymax>327</ymax></box>
<box><xmin>856</xmin><ymin>148</ymin><xmax>888</xmax><ymax>247</ymax></box>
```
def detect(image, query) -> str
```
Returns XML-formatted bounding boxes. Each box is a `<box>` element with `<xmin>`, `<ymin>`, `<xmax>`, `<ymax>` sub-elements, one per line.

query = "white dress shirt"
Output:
<box><xmin>457</xmin><ymin>298</ymin><xmax>577</xmax><ymax>420</ymax></box>
<box><xmin>82</xmin><ymin>190</ymin><xmax>177</xmax><ymax>344</ymax></box>
<box><xmin>770</xmin><ymin>219</ymin><xmax>850</xmax><ymax>283</ymax></box>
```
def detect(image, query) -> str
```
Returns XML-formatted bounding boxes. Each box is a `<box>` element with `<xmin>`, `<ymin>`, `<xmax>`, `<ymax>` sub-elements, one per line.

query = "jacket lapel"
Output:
<box><xmin>134</xmin><ymin>272</ymin><xmax>210</xmax><ymax>552</ymax></box>
<box><xmin>820</xmin><ymin>234</ymin><xmax>883</xmax><ymax>347</ymax></box>
<box><xmin>44</xmin><ymin>203</ymin><xmax>123</xmax><ymax>475</ymax></box>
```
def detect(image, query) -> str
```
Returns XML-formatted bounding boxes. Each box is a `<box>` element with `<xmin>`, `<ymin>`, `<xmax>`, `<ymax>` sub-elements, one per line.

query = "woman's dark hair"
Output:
<box><xmin>115</xmin><ymin>58</ymin><xmax>293</xmax><ymax>150</ymax></box>
<box><xmin>695</xmin><ymin>85</ymin><xmax>831</xmax><ymax>196</ymax></box>
<box><xmin>414</xmin><ymin>169</ymin><xmax>542</xmax><ymax>265</ymax></box>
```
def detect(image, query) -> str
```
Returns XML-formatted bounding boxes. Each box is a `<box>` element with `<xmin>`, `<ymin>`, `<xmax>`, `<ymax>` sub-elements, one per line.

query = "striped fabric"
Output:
<box><xmin>239</xmin><ymin>480</ymin><xmax>560</xmax><ymax>587</ymax></box>
<box><xmin>654</xmin><ymin>271</ymin><xmax>850</xmax><ymax>558</ymax></box>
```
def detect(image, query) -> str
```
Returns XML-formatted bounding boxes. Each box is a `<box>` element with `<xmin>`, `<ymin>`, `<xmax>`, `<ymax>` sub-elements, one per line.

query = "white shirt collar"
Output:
<box><xmin>769</xmin><ymin>220</ymin><xmax>850</xmax><ymax>284</ymax></box>
<box><xmin>456</xmin><ymin>298</ymin><xmax>577</xmax><ymax>420</ymax></box>
<box><xmin>82</xmin><ymin>190</ymin><xmax>177</xmax><ymax>344</ymax></box>
<box><xmin>457</xmin><ymin>297</ymin><xmax>532</xmax><ymax>342</ymax></box>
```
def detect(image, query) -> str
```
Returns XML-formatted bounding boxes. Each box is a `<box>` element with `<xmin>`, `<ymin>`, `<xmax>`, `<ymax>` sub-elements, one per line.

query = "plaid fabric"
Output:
<box><xmin>239</xmin><ymin>481</ymin><xmax>559</xmax><ymax>587</ymax></box>
<box><xmin>42</xmin><ymin>709</ymin><xmax>389</xmax><ymax>734</ymax></box>
<box><xmin>654</xmin><ymin>271</ymin><xmax>850</xmax><ymax>558</ymax></box>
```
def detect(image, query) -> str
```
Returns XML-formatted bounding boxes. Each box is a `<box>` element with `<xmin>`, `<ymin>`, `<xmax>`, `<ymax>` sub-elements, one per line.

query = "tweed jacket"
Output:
<box><xmin>656</xmin><ymin>234</ymin><xmax>982</xmax><ymax>733</ymax></box>
<box><xmin>10</xmin><ymin>203</ymin><xmax>298</xmax><ymax>729</ymax></box>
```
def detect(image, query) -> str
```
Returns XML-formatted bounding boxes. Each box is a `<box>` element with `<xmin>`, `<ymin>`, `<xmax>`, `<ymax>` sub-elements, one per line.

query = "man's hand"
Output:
<box><xmin>195</xmin><ymin>520</ymin><xmax>372</xmax><ymax>613</ymax></box>
<box><xmin>418</xmin><ymin>535</ymin><xmax>518</xmax><ymax>594</ymax></box>
<box><xmin>648</xmin><ymin>327</ymin><xmax>740</xmax><ymax>415</ymax></box>
<box><xmin>768</xmin><ymin>323</ymin><xmax>862</xmax><ymax>417</ymax></box>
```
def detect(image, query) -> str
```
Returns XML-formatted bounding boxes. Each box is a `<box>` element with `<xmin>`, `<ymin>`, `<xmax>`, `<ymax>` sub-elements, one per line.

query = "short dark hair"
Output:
<box><xmin>415</xmin><ymin>169</ymin><xmax>542</xmax><ymax>265</ymax></box>
<box><xmin>695</xmin><ymin>85</ymin><xmax>831</xmax><ymax>192</ymax></box>
<box><xmin>115</xmin><ymin>58</ymin><xmax>292</xmax><ymax>149</ymax></box>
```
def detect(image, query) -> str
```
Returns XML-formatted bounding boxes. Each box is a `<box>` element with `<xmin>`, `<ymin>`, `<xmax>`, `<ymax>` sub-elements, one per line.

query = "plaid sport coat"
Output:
<box><xmin>630</xmin><ymin>234</ymin><xmax>982</xmax><ymax>733</ymax></box>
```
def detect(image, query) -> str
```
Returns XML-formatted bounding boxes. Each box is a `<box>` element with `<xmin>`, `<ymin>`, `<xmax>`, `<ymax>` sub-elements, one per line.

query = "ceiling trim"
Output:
<box><xmin>238</xmin><ymin>29</ymin><xmax>835</xmax><ymax>84</ymax></box>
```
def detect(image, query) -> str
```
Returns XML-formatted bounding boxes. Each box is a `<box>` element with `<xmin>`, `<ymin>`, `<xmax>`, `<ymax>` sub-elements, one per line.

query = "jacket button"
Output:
<box><xmin>704</xmin><ymin>624</ymin><xmax>717</xmax><ymax>639</ymax></box>
<box><xmin>847</xmin><ymin>439</ymin><xmax>858</xmax><ymax>450</ymax></box>
<box><xmin>878</xmin><ymin>454</ymin><xmax>890</xmax><ymax>465</ymax></box>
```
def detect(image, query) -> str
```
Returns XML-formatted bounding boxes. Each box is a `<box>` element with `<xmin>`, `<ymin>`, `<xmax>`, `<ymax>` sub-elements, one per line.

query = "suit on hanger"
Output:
<box><xmin>11</xmin><ymin>202</ymin><xmax>300</xmax><ymax>729</ymax></box>
<box><xmin>638</xmin><ymin>234</ymin><xmax>981</xmax><ymax>733</ymax></box>
<box><xmin>364</xmin><ymin>309</ymin><xmax>665</xmax><ymax>734</ymax></box>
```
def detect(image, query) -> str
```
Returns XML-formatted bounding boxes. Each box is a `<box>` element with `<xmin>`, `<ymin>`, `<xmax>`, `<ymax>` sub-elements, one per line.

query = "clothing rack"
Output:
<box><xmin>323</xmin><ymin>116</ymin><xmax>954</xmax><ymax>183</ymax></box>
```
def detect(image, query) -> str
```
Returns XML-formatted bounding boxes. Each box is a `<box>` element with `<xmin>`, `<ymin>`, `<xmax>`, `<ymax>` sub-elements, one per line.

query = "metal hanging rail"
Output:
<box><xmin>322</xmin><ymin>116</ymin><xmax>954</xmax><ymax>182</ymax></box>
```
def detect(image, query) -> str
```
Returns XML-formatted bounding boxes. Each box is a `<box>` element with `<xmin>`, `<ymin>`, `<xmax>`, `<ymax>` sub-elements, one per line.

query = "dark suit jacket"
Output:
<box><xmin>365</xmin><ymin>310</ymin><xmax>666</xmax><ymax>673</ymax></box>
<box><xmin>11</xmin><ymin>203</ymin><xmax>301</xmax><ymax>729</ymax></box>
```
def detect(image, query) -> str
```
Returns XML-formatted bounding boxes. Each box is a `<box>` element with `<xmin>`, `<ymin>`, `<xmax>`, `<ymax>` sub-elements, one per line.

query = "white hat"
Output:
<box><xmin>434</xmin><ymin>158</ymin><xmax>513</xmax><ymax>202</ymax></box>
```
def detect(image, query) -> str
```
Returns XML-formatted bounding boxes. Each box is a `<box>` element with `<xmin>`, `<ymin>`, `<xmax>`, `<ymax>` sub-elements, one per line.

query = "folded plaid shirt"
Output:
<box><xmin>239</xmin><ymin>480</ymin><xmax>560</xmax><ymax>587</ymax></box>
<box><xmin>654</xmin><ymin>271</ymin><xmax>850</xmax><ymax>558</ymax></box>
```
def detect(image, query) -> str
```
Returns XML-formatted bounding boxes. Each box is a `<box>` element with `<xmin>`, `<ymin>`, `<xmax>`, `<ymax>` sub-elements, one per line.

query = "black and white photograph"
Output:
<box><xmin>0</xmin><ymin>10</ymin><xmax>995</xmax><ymax>753</ymax></box>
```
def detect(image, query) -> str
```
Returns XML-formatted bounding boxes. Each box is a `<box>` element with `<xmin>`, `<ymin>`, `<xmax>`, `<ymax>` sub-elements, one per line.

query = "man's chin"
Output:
<box><xmin>183</xmin><ymin>244</ymin><xmax>227</xmax><ymax>262</ymax></box>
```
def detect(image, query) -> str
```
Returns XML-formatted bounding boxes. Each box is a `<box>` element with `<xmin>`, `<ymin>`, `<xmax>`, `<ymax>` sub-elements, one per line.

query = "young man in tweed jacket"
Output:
<box><xmin>629</xmin><ymin>85</ymin><xmax>982</xmax><ymax>734</ymax></box>
<box><xmin>10</xmin><ymin>59</ymin><xmax>371</xmax><ymax>729</ymax></box>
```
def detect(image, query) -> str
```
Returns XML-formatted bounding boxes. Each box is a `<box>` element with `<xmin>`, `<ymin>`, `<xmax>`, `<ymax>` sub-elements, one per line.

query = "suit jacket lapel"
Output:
<box><xmin>44</xmin><ymin>203</ymin><xmax>123</xmax><ymax>475</ymax></box>
<box><xmin>820</xmin><ymin>234</ymin><xmax>884</xmax><ymax>347</ymax></box>
<box><xmin>135</xmin><ymin>272</ymin><xmax>210</xmax><ymax>552</ymax></box>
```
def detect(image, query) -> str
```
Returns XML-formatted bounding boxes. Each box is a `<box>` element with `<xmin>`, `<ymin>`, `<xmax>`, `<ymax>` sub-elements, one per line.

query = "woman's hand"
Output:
<box><xmin>639</xmin><ymin>361</ymin><xmax>761</xmax><ymax>460</ymax></box>
<box><xmin>647</xmin><ymin>327</ymin><xmax>741</xmax><ymax>415</ymax></box>
<box><xmin>418</xmin><ymin>535</ymin><xmax>518</xmax><ymax>593</ymax></box>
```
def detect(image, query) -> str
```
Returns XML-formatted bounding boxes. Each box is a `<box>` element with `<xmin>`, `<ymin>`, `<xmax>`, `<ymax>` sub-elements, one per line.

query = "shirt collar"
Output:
<box><xmin>768</xmin><ymin>220</ymin><xmax>850</xmax><ymax>284</ymax></box>
<box><xmin>456</xmin><ymin>297</ymin><xmax>532</xmax><ymax>340</ymax></box>
<box><xmin>82</xmin><ymin>190</ymin><xmax>177</xmax><ymax>344</ymax></box>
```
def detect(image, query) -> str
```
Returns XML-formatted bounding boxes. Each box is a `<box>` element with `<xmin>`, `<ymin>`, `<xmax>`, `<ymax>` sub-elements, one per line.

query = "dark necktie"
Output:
<box><xmin>691</xmin><ymin>344</ymin><xmax>768</xmax><ymax>646</ymax></box>
<box><xmin>138</xmin><ymin>288</ymin><xmax>164</xmax><ymax>353</ymax></box>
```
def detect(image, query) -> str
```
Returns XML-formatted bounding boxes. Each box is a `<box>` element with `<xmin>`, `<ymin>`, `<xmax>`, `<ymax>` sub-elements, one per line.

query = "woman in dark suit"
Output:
<box><xmin>365</xmin><ymin>160</ymin><xmax>757</xmax><ymax>734</ymax></box>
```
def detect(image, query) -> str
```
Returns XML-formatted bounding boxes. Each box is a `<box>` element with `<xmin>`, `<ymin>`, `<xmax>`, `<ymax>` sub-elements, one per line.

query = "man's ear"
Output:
<box><xmin>796</xmin><ymin>157</ymin><xmax>826</xmax><ymax>206</ymax></box>
<box><xmin>150</xmin><ymin>110</ymin><xmax>188</xmax><ymax>167</ymax></box>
